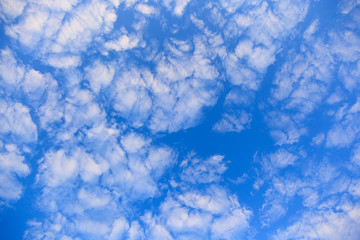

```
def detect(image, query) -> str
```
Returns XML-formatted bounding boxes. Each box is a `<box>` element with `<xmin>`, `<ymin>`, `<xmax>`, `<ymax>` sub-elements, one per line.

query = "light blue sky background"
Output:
<box><xmin>1</xmin><ymin>0</ymin><xmax>360</xmax><ymax>239</ymax></box>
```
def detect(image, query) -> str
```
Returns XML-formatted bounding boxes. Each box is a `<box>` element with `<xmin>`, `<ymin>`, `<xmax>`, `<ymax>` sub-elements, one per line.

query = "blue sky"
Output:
<box><xmin>0</xmin><ymin>0</ymin><xmax>360</xmax><ymax>239</ymax></box>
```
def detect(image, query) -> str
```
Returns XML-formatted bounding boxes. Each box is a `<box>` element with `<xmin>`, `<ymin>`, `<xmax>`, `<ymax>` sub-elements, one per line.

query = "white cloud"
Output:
<box><xmin>23</xmin><ymin>69</ymin><xmax>47</xmax><ymax>93</ymax></box>
<box><xmin>6</xmin><ymin>6</ymin><xmax>50</xmax><ymax>47</ymax></box>
<box><xmin>0</xmin><ymin>100</ymin><xmax>38</xmax><ymax>142</ymax></box>
<box><xmin>108</xmin><ymin>217</ymin><xmax>129</xmax><ymax>240</ymax></box>
<box><xmin>46</xmin><ymin>55</ymin><xmax>81</xmax><ymax>69</ymax></box>
<box><xmin>112</xmin><ymin>69</ymin><xmax>153</xmax><ymax>128</ymax></box>
<box><xmin>180</xmin><ymin>155</ymin><xmax>227</xmax><ymax>184</ymax></box>
<box><xmin>76</xmin><ymin>218</ymin><xmax>110</xmax><ymax>235</ymax></box>
<box><xmin>211</xmin><ymin>208</ymin><xmax>250</xmax><ymax>239</ymax></box>
<box><xmin>104</xmin><ymin>33</ymin><xmax>141</xmax><ymax>52</ymax></box>
<box><xmin>38</xmin><ymin>87</ymin><xmax>64</xmax><ymax>129</ymax></box>
<box><xmin>224</xmin><ymin>88</ymin><xmax>255</xmax><ymax>106</ymax></box>
<box><xmin>339</xmin><ymin>0</ymin><xmax>360</xmax><ymax>14</ymax></box>
<box><xmin>121</xmin><ymin>132</ymin><xmax>147</xmax><ymax>153</ymax></box>
<box><xmin>269</xmin><ymin>149</ymin><xmax>298</xmax><ymax>169</ymax></box>
<box><xmin>107</xmin><ymin>36</ymin><xmax>220</xmax><ymax>132</ymax></box>
<box><xmin>224</xmin><ymin>55</ymin><xmax>259</xmax><ymax>90</ymax></box>
<box><xmin>151</xmin><ymin>186</ymin><xmax>251</xmax><ymax>239</ymax></box>
<box><xmin>37</xmin><ymin>149</ymin><xmax>79</xmax><ymax>188</ymax></box>
<box><xmin>326</xmin><ymin>98</ymin><xmax>360</xmax><ymax>148</ymax></box>
<box><xmin>312</xmin><ymin>133</ymin><xmax>325</xmax><ymax>145</ymax></box>
<box><xmin>29</xmin><ymin>131</ymin><xmax>176</xmax><ymax>238</ymax></box>
<box><xmin>0</xmin><ymin>144</ymin><xmax>30</xmax><ymax>202</ymax></box>
<box><xmin>163</xmin><ymin>0</ymin><xmax>191</xmax><ymax>16</ymax></box>
<box><xmin>220</xmin><ymin>0</ymin><xmax>245</xmax><ymax>13</ymax></box>
<box><xmin>213</xmin><ymin>110</ymin><xmax>251</xmax><ymax>133</ymax></box>
<box><xmin>326</xmin><ymin>124</ymin><xmax>356</xmax><ymax>148</ymax></box>
<box><xmin>274</xmin><ymin>204</ymin><xmax>360</xmax><ymax>240</ymax></box>
<box><xmin>0</xmin><ymin>48</ymin><xmax>64</xmax><ymax>130</ymax></box>
<box><xmin>0</xmin><ymin>0</ymin><xmax>26</xmax><ymax>20</ymax></box>
<box><xmin>128</xmin><ymin>221</ymin><xmax>145</xmax><ymax>240</ymax></box>
<box><xmin>266</xmin><ymin>111</ymin><xmax>307</xmax><ymax>145</ymax></box>
<box><xmin>145</xmin><ymin>147</ymin><xmax>175</xmax><ymax>178</ymax></box>
<box><xmin>85</xmin><ymin>60</ymin><xmax>115</xmax><ymax>93</ymax></box>
<box><xmin>351</xmin><ymin>144</ymin><xmax>360</xmax><ymax>165</ymax></box>
<box><xmin>78</xmin><ymin>188</ymin><xmax>111</xmax><ymax>209</ymax></box>
<box><xmin>54</xmin><ymin>0</ymin><xmax>117</xmax><ymax>51</ymax></box>
<box><xmin>0</xmin><ymin>48</ymin><xmax>25</xmax><ymax>86</ymax></box>
<box><xmin>330</xmin><ymin>31</ymin><xmax>360</xmax><ymax>62</ymax></box>
<box><xmin>135</xmin><ymin>3</ymin><xmax>158</xmax><ymax>15</ymax></box>
<box><xmin>303</xmin><ymin>19</ymin><xmax>319</xmax><ymax>40</ymax></box>
<box><xmin>234</xmin><ymin>39</ymin><xmax>276</xmax><ymax>72</ymax></box>
<box><xmin>5</xmin><ymin>0</ymin><xmax>118</xmax><ymax>67</ymax></box>
<box><xmin>79</xmin><ymin>153</ymin><xmax>108</xmax><ymax>183</ymax></box>
<box><xmin>140</xmin><ymin>152</ymin><xmax>252</xmax><ymax>239</ymax></box>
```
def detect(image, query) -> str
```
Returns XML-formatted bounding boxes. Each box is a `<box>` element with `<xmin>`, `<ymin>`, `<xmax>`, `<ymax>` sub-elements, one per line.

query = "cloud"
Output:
<box><xmin>121</xmin><ymin>132</ymin><xmax>147</xmax><ymax>153</ymax></box>
<box><xmin>85</xmin><ymin>60</ymin><xmax>115</xmax><ymax>93</ymax></box>
<box><xmin>0</xmin><ymin>48</ymin><xmax>25</xmax><ymax>87</ymax></box>
<box><xmin>37</xmin><ymin>149</ymin><xmax>80</xmax><ymax>188</ymax></box>
<box><xmin>104</xmin><ymin>32</ymin><xmax>142</xmax><ymax>52</ymax></box>
<box><xmin>273</xmin><ymin>204</ymin><xmax>360</xmax><ymax>240</ymax></box>
<box><xmin>111</xmin><ymin>68</ymin><xmax>153</xmax><ymax>128</ymax></box>
<box><xmin>147</xmin><ymin>185</ymin><xmax>251</xmax><ymax>239</ymax></box>
<box><xmin>107</xmin><ymin>36</ymin><xmax>221</xmax><ymax>132</ymax></box>
<box><xmin>338</xmin><ymin>0</ymin><xmax>360</xmax><ymax>14</ymax></box>
<box><xmin>253</xmin><ymin>149</ymin><xmax>302</xmax><ymax>225</ymax></box>
<box><xmin>0</xmin><ymin>144</ymin><xmax>30</xmax><ymax>202</ymax></box>
<box><xmin>0</xmin><ymin>99</ymin><xmax>38</xmax><ymax>143</ymax></box>
<box><xmin>142</xmin><ymin>154</ymin><xmax>252</xmax><ymax>239</ymax></box>
<box><xmin>351</xmin><ymin>144</ymin><xmax>360</xmax><ymax>166</ymax></box>
<box><xmin>2</xmin><ymin>1</ymin><xmax>360</xmax><ymax>239</ymax></box>
<box><xmin>108</xmin><ymin>217</ymin><xmax>130</xmax><ymax>240</ymax></box>
<box><xmin>179</xmin><ymin>155</ymin><xmax>227</xmax><ymax>184</ymax></box>
<box><xmin>326</xmin><ymin>98</ymin><xmax>360</xmax><ymax>148</ymax></box>
<box><xmin>163</xmin><ymin>0</ymin><xmax>191</xmax><ymax>16</ymax></box>
<box><xmin>269</xmin><ymin>149</ymin><xmax>298</xmax><ymax>169</ymax></box>
<box><xmin>30</xmin><ymin>126</ymin><xmax>176</xmax><ymax>238</ymax></box>
<box><xmin>216</xmin><ymin>0</ymin><xmax>310</xmax><ymax>90</ymax></box>
<box><xmin>5</xmin><ymin>0</ymin><xmax>118</xmax><ymax>66</ymax></box>
<box><xmin>135</xmin><ymin>3</ymin><xmax>158</xmax><ymax>16</ymax></box>
<box><xmin>46</xmin><ymin>55</ymin><xmax>81</xmax><ymax>69</ymax></box>
<box><xmin>219</xmin><ymin>0</ymin><xmax>245</xmax><ymax>13</ymax></box>
<box><xmin>303</xmin><ymin>19</ymin><xmax>319</xmax><ymax>40</ymax></box>
<box><xmin>213</xmin><ymin>110</ymin><xmax>251</xmax><ymax>133</ymax></box>
<box><xmin>0</xmin><ymin>47</ymin><xmax>64</xmax><ymax>132</ymax></box>
<box><xmin>0</xmin><ymin>0</ymin><xmax>26</xmax><ymax>20</ymax></box>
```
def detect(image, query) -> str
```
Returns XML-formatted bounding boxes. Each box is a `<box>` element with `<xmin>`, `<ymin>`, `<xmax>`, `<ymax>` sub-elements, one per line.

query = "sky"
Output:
<box><xmin>0</xmin><ymin>0</ymin><xmax>360</xmax><ymax>239</ymax></box>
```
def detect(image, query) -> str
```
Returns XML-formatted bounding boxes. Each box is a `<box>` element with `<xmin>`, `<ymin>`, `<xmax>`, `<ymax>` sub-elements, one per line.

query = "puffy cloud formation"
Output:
<box><xmin>0</xmin><ymin>144</ymin><xmax>30</xmax><ymax>202</ymax></box>
<box><xmin>0</xmin><ymin>0</ymin><xmax>360</xmax><ymax>239</ymax></box>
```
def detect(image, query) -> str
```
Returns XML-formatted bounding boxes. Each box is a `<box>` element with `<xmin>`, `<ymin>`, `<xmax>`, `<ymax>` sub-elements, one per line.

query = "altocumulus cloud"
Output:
<box><xmin>0</xmin><ymin>0</ymin><xmax>360</xmax><ymax>239</ymax></box>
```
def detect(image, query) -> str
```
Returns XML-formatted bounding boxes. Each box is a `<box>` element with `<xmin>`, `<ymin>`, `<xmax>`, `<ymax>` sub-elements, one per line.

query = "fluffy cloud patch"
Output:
<box><xmin>0</xmin><ymin>144</ymin><xmax>30</xmax><ymax>202</ymax></box>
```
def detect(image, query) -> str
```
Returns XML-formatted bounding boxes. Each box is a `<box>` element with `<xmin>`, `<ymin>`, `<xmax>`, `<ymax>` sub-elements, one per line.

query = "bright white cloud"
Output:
<box><xmin>213</xmin><ymin>110</ymin><xmax>251</xmax><ymax>133</ymax></box>
<box><xmin>0</xmin><ymin>48</ymin><xmax>25</xmax><ymax>86</ymax></box>
<box><xmin>180</xmin><ymin>155</ymin><xmax>227</xmax><ymax>184</ymax></box>
<box><xmin>2</xmin><ymin>1</ymin><xmax>359</xmax><ymax>239</ymax></box>
<box><xmin>135</xmin><ymin>3</ymin><xmax>158</xmax><ymax>15</ymax></box>
<box><xmin>0</xmin><ymin>144</ymin><xmax>30</xmax><ymax>202</ymax></box>
<box><xmin>121</xmin><ymin>132</ymin><xmax>147</xmax><ymax>153</ymax></box>
<box><xmin>37</xmin><ymin>149</ymin><xmax>79</xmax><ymax>188</ymax></box>
<box><xmin>5</xmin><ymin>0</ymin><xmax>118</xmax><ymax>67</ymax></box>
<box><xmin>0</xmin><ymin>0</ymin><xmax>26</xmax><ymax>20</ymax></box>
<box><xmin>163</xmin><ymin>0</ymin><xmax>191</xmax><ymax>16</ymax></box>
<box><xmin>274</xmin><ymin>204</ymin><xmax>360</xmax><ymax>240</ymax></box>
<box><xmin>85</xmin><ymin>60</ymin><xmax>115</xmax><ymax>93</ymax></box>
<box><xmin>0</xmin><ymin>100</ymin><xmax>38</xmax><ymax>142</ymax></box>
<box><xmin>104</xmin><ymin>33</ymin><xmax>141</xmax><ymax>52</ymax></box>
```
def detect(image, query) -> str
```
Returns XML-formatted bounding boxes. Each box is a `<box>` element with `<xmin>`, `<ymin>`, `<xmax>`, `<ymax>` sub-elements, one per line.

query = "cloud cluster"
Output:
<box><xmin>1</xmin><ymin>0</ymin><xmax>360</xmax><ymax>239</ymax></box>
<box><xmin>0</xmin><ymin>143</ymin><xmax>30</xmax><ymax>203</ymax></box>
